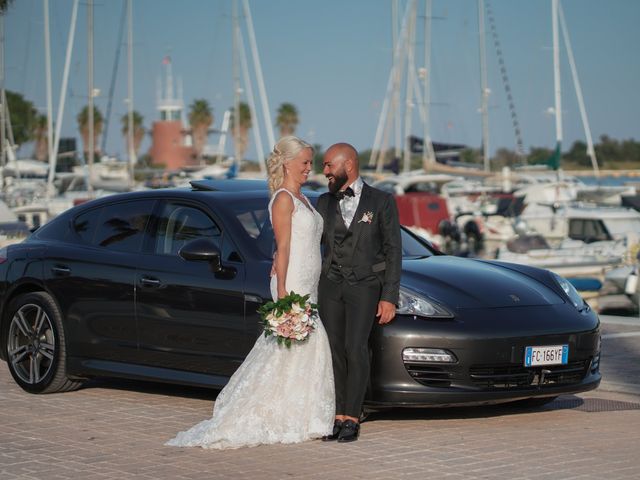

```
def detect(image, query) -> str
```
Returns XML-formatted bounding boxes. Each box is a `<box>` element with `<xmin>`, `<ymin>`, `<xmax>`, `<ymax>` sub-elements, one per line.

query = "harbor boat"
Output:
<box><xmin>0</xmin><ymin>199</ymin><xmax>30</xmax><ymax>247</ymax></box>
<box><xmin>496</xmin><ymin>233</ymin><xmax>626</xmax><ymax>278</ymax></box>
<box><xmin>602</xmin><ymin>264</ymin><xmax>639</xmax><ymax>313</ymax></box>
<box><xmin>518</xmin><ymin>203</ymin><xmax>640</xmax><ymax>245</ymax></box>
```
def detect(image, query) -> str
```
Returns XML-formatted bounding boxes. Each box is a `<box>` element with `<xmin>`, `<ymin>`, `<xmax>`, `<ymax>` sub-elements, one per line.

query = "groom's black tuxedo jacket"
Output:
<box><xmin>316</xmin><ymin>182</ymin><xmax>402</xmax><ymax>305</ymax></box>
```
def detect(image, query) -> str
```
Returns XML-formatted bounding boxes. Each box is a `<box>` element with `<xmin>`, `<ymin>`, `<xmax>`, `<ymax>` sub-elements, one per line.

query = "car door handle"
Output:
<box><xmin>51</xmin><ymin>265</ymin><xmax>71</xmax><ymax>276</ymax></box>
<box><xmin>140</xmin><ymin>277</ymin><xmax>162</xmax><ymax>287</ymax></box>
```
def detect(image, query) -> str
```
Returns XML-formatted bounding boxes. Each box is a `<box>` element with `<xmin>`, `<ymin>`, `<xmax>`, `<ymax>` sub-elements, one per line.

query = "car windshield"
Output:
<box><xmin>225</xmin><ymin>196</ymin><xmax>435</xmax><ymax>259</ymax></box>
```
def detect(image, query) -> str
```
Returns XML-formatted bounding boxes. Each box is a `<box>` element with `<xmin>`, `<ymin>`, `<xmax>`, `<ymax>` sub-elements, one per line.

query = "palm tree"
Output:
<box><xmin>32</xmin><ymin>114</ymin><xmax>49</xmax><ymax>161</ymax></box>
<box><xmin>230</xmin><ymin>102</ymin><xmax>252</xmax><ymax>161</ymax></box>
<box><xmin>77</xmin><ymin>105</ymin><xmax>104</xmax><ymax>163</ymax></box>
<box><xmin>0</xmin><ymin>0</ymin><xmax>15</xmax><ymax>14</ymax></box>
<box><xmin>188</xmin><ymin>99</ymin><xmax>213</xmax><ymax>162</ymax></box>
<box><xmin>120</xmin><ymin>111</ymin><xmax>145</xmax><ymax>161</ymax></box>
<box><xmin>276</xmin><ymin>102</ymin><xmax>299</xmax><ymax>137</ymax></box>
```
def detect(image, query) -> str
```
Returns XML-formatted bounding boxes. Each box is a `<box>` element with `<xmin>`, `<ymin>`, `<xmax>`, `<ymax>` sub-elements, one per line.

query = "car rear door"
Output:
<box><xmin>135</xmin><ymin>199</ymin><xmax>248</xmax><ymax>378</ymax></box>
<box><xmin>44</xmin><ymin>199</ymin><xmax>156</xmax><ymax>366</ymax></box>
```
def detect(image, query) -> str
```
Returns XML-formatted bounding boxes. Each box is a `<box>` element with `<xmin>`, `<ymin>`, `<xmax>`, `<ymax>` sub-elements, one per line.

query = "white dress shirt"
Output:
<box><xmin>339</xmin><ymin>176</ymin><xmax>364</xmax><ymax>229</ymax></box>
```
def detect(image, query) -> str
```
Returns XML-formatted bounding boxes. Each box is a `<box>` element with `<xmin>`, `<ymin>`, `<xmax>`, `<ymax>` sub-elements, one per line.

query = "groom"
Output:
<box><xmin>317</xmin><ymin>143</ymin><xmax>402</xmax><ymax>442</ymax></box>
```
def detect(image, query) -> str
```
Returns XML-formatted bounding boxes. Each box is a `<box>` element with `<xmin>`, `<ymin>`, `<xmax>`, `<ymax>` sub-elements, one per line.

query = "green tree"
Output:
<box><xmin>595</xmin><ymin>134</ymin><xmax>619</xmax><ymax>165</ymax></box>
<box><xmin>188</xmin><ymin>99</ymin><xmax>213</xmax><ymax>162</ymax></box>
<box><xmin>0</xmin><ymin>0</ymin><xmax>15</xmax><ymax>14</ymax></box>
<box><xmin>312</xmin><ymin>143</ymin><xmax>324</xmax><ymax>173</ymax></box>
<box><xmin>460</xmin><ymin>148</ymin><xmax>482</xmax><ymax>165</ymax></box>
<box><xmin>6</xmin><ymin>90</ymin><xmax>37</xmax><ymax>146</ymax></box>
<box><xmin>491</xmin><ymin>148</ymin><xmax>520</xmax><ymax>169</ymax></box>
<box><xmin>620</xmin><ymin>139</ymin><xmax>640</xmax><ymax>163</ymax></box>
<box><xmin>77</xmin><ymin>105</ymin><xmax>104</xmax><ymax>163</ymax></box>
<box><xmin>563</xmin><ymin>140</ymin><xmax>590</xmax><ymax>167</ymax></box>
<box><xmin>275</xmin><ymin>102</ymin><xmax>299</xmax><ymax>137</ymax></box>
<box><xmin>229</xmin><ymin>102</ymin><xmax>252</xmax><ymax>161</ymax></box>
<box><xmin>120</xmin><ymin>111</ymin><xmax>145</xmax><ymax>161</ymax></box>
<box><xmin>527</xmin><ymin>146</ymin><xmax>554</xmax><ymax>166</ymax></box>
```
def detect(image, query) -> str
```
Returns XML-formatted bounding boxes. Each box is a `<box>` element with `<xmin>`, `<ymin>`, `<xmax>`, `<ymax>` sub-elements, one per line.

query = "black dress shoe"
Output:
<box><xmin>337</xmin><ymin>420</ymin><xmax>360</xmax><ymax>442</ymax></box>
<box><xmin>321</xmin><ymin>420</ymin><xmax>343</xmax><ymax>441</ymax></box>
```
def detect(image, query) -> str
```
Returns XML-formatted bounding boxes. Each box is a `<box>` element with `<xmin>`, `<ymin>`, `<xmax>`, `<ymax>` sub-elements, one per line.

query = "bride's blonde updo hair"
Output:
<box><xmin>267</xmin><ymin>136</ymin><xmax>314</xmax><ymax>195</ymax></box>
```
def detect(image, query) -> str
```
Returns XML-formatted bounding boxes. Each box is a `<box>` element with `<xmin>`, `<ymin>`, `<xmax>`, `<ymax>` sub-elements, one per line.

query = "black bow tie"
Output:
<box><xmin>335</xmin><ymin>187</ymin><xmax>355</xmax><ymax>200</ymax></box>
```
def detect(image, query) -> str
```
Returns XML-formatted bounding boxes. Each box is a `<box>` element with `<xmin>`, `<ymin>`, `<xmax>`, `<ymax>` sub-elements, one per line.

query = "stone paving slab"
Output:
<box><xmin>1</xmin><ymin>365</ymin><xmax>640</xmax><ymax>480</ymax></box>
<box><xmin>1</xmin><ymin>317</ymin><xmax>640</xmax><ymax>479</ymax></box>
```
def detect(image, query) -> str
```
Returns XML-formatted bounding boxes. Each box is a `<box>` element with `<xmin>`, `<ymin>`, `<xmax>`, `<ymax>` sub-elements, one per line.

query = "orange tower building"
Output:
<box><xmin>149</xmin><ymin>56</ymin><xmax>195</xmax><ymax>170</ymax></box>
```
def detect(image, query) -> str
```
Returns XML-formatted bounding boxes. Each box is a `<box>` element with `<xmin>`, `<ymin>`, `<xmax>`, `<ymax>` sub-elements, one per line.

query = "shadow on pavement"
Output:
<box><xmin>79</xmin><ymin>377</ymin><xmax>222</xmax><ymax>401</ymax></box>
<box><xmin>362</xmin><ymin>394</ymin><xmax>640</xmax><ymax>423</ymax></box>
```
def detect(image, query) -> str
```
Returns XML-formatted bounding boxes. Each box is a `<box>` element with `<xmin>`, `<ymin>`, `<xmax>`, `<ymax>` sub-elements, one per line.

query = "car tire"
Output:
<box><xmin>4</xmin><ymin>292</ymin><xmax>82</xmax><ymax>394</ymax></box>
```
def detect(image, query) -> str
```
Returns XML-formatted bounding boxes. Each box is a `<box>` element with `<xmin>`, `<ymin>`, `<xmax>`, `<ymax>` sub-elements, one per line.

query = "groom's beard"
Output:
<box><xmin>327</xmin><ymin>170</ymin><xmax>348</xmax><ymax>194</ymax></box>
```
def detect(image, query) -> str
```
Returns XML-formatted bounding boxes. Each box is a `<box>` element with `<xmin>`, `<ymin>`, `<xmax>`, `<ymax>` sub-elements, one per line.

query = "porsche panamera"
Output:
<box><xmin>0</xmin><ymin>180</ymin><xmax>600</xmax><ymax>408</ymax></box>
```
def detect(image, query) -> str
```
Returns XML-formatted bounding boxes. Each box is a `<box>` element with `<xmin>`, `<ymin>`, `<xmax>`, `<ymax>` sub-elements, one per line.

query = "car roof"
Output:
<box><xmin>62</xmin><ymin>179</ymin><xmax>322</xmax><ymax>216</ymax></box>
<box><xmin>190</xmin><ymin>179</ymin><xmax>269</xmax><ymax>192</ymax></box>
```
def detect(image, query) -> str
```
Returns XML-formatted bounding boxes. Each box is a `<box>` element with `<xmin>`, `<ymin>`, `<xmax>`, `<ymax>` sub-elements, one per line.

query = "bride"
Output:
<box><xmin>166</xmin><ymin>136</ymin><xmax>335</xmax><ymax>449</ymax></box>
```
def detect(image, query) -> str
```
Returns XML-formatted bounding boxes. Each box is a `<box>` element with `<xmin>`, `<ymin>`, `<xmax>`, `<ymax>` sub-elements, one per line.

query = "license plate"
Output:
<box><xmin>524</xmin><ymin>345</ymin><xmax>568</xmax><ymax>367</ymax></box>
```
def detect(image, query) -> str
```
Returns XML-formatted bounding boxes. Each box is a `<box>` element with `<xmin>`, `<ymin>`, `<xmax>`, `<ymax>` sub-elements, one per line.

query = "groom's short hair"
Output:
<box><xmin>327</xmin><ymin>143</ymin><xmax>358</xmax><ymax>164</ymax></box>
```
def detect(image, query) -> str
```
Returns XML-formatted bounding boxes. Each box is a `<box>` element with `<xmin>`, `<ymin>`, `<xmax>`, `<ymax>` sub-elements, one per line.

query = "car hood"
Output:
<box><xmin>401</xmin><ymin>256</ymin><xmax>565</xmax><ymax>309</ymax></box>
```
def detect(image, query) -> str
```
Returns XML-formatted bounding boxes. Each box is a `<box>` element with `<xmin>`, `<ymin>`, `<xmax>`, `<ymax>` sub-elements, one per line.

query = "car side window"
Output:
<box><xmin>154</xmin><ymin>203</ymin><xmax>221</xmax><ymax>256</ymax></box>
<box><xmin>89</xmin><ymin>200</ymin><xmax>155</xmax><ymax>252</ymax></box>
<box><xmin>73</xmin><ymin>208</ymin><xmax>100</xmax><ymax>244</ymax></box>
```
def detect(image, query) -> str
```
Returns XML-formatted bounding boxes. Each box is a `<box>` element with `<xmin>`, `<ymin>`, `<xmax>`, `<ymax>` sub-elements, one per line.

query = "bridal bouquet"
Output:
<box><xmin>257</xmin><ymin>292</ymin><xmax>318</xmax><ymax>348</ymax></box>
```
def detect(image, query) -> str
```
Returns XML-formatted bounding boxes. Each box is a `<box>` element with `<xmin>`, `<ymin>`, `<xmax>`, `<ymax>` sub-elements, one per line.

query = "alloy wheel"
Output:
<box><xmin>7</xmin><ymin>303</ymin><xmax>56</xmax><ymax>385</ymax></box>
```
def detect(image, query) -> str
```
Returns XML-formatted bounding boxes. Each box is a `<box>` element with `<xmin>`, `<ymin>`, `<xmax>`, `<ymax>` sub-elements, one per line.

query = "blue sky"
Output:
<box><xmin>4</xmin><ymin>0</ymin><xmax>640</xmax><ymax>162</ymax></box>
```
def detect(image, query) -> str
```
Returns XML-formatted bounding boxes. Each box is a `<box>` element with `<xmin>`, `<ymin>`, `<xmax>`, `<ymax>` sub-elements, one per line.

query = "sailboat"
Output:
<box><xmin>518</xmin><ymin>0</ymin><xmax>639</xmax><ymax>237</ymax></box>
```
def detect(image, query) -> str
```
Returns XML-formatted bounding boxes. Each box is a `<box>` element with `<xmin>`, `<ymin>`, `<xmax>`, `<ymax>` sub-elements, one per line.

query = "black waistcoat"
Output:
<box><xmin>327</xmin><ymin>201</ymin><xmax>356</xmax><ymax>283</ymax></box>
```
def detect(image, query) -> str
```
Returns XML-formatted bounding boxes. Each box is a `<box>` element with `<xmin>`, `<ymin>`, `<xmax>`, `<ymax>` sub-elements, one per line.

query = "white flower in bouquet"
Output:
<box><xmin>257</xmin><ymin>292</ymin><xmax>318</xmax><ymax>348</ymax></box>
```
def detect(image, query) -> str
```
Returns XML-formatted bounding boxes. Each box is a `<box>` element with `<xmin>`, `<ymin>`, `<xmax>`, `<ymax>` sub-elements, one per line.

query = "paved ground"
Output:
<box><xmin>1</xmin><ymin>315</ymin><xmax>639</xmax><ymax>480</ymax></box>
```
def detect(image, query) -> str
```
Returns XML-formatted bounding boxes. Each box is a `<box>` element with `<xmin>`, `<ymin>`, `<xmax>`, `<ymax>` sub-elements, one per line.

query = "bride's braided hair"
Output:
<box><xmin>267</xmin><ymin>136</ymin><xmax>314</xmax><ymax>195</ymax></box>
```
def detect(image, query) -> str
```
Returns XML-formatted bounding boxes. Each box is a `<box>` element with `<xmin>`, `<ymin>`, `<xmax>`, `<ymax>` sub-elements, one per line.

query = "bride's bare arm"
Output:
<box><xmin>271</xmin><ymin>191</ymin><xmax>294</xmax><ymax>299</ymax></box>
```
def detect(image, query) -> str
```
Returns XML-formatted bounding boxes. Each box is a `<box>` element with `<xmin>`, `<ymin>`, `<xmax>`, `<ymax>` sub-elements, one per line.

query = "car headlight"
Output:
<box><xmin>397</xmin><ymin>287</ymin><xmax>454</xmax><ymax>318</ymax></box>
<box><xmin>403</xmin><ymin>347</ymin><xmax>457</xmax><ymax>363</ymax></box>
<box><xmin>552</xmin><ymin>273</ymin><xmax>588</xmax><ymax>311</ymax></box>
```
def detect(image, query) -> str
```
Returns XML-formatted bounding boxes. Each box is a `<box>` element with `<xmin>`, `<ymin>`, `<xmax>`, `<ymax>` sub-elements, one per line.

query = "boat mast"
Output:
<box><xmin>369</xmin><ymin>1</ymin><xmax>411</xmax><ymax>170</ymax></box>
<box><xmin>241</xmin><ymin>0</ymin><xmax>275</xmax><ymax>152</ymax></box>
<box><xmin>557</xmin><ymin>1</ymin><xmax>599</xmax><ymax>176</ymax></box>
<box><xmin>47</xmin><ymin>0</ymin><xmax>80</xmax><ymax>198</ymax></box>
<box><xmin>0</xmin><ymin>13</ymin><xmax>4</xmax><ymax>180</ymax></box>
<box><xmin>101</xmin><ymin>1</ymin><xmax>127</xmax><ymax>155</ymax></box>
<box><xmin>392</xmin><ymin>0</ymin><xmax>401</xmax><ymax>164</ymax></box>
<box><xmin>127</xmin><ymin>0</ymin><xmax>136</xmax><ymax>187</ymax></box>
<box><xmin>552</xmin><ymin>0</ymin><xmax>562</xmax><ymax>170</ymax></box>
<box><xmin>87</xmin><ymin>0</ymin><xmax>94</xmax><ymax>194</ymax></box>
<box><xmin>478</xmin><ymin>0</ymin><xmax>490</xmax><ymax>172</ymax></box>
<box><xmin>232</xmin><ymin>0</ymin><xmax>241</xmax><ymax>165</ymax></box>
<box><xmin>422</xmin><ymin>0</ymin><xmax>434</xmax><ymax>170</ymax></box>
<box><xmin>44</xmin><ymin>0</ymin><xmax>54</xmax><ymax>166</ymax></box>
<box><xmin>237</xmin><ymin>28</ymin><xmax>266</xmax><ymax>175</ymax></box>
<box><xmin>401</xmin><ymin>1</ymin><xmax>417</xmax><ymax>173</ymax></box>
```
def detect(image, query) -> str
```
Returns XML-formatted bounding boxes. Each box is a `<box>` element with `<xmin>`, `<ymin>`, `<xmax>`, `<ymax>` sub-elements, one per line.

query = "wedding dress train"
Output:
<box><xmin>166</xmin><ymin>189</ymin><xmax>335</xmax><ymax>449</ymax></box>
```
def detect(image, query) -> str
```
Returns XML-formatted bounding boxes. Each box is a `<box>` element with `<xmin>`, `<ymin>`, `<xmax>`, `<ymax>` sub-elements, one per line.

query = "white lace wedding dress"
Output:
<box><xmin>166</xmin><ymin>189</ymin><xmax>335</xmax><ymax>449</ymax></box>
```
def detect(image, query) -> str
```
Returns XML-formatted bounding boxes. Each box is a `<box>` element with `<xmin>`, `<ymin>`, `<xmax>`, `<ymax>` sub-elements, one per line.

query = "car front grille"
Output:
<box><xmin>469</xmin><ymin>360</ymin><xmax>589</xmax><ymax>389</ymax></box>
<box><xmin>404</xmin><ymin>363</ymin><xmax>453</xmax><ymax>387</ymax></box>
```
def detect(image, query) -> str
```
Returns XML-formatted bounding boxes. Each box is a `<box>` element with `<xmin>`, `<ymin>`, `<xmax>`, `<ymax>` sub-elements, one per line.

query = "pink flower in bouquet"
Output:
<box><xmin>257</xmin><ymin>292</ymin><xmax>318</xmax><ymax>348</ymax></box>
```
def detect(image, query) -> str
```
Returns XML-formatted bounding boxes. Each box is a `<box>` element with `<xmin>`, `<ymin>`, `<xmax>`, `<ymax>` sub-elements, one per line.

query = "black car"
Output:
<box><xmin>0</xmin><ymin>180</ymin><xmax>601</xmax><ymax>408</ymax></box>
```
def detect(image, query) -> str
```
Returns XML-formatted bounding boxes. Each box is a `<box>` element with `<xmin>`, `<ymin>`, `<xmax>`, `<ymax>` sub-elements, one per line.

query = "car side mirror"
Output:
<box><xmin>179</xmin><ymin>238</ymin><xmax>222</xmax><ymax>272</ymax></box>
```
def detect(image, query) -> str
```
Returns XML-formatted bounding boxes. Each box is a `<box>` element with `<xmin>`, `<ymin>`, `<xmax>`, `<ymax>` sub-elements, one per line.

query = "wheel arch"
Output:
<box><xmin>0</xmin><ymin>280</ymin><xmax>54</xmax><ymax>361</ymax></box>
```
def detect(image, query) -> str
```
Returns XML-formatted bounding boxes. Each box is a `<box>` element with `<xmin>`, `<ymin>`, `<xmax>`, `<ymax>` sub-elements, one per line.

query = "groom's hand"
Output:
<box><xmin>376</xmin><ymin>300</ymin><xmax>396</xmax><ymax>325</ymax></box>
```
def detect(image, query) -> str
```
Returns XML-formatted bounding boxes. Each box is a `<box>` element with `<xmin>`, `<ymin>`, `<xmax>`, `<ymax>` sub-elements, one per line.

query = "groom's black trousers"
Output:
<box><xmin>318</xmin><ymin>274</ymin><xmax>381</xmax><ymax>418</ymax></box>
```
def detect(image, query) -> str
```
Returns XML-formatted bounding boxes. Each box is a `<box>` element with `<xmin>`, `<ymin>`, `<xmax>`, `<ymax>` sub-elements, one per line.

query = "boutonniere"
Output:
<box><xmin>358</xmin><ymin>211</ymin><xmax>374</xmax><ymax>224</ymax></box>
